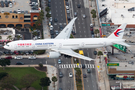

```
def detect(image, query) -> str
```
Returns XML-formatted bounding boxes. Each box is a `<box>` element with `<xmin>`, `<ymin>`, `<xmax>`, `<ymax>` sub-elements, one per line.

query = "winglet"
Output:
<box><xmin>55</xmin><ymin>17</ymin><xmax>77</xmax><ymax>39</ymax></box>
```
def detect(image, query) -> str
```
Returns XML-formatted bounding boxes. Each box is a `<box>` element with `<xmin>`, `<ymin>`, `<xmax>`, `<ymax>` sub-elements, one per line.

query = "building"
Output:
<box><xmin>0</xmin><ymin>0</ymin><xmax>41</xmax><ymax>28</ymax></box>
<box><xmin>97</xmin><ymin>0</ymin><xmax>135</xmax><ymax>28</ymax></box>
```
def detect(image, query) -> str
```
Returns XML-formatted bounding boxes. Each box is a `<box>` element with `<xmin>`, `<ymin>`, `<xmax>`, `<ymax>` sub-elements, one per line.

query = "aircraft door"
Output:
<box><xmin>32</xmin><ymin>43</ymin><xmax>35</xmax><ymax>49</ymax></box>
<box><xmin>59</xmin><ymin>43</ymin><xmax>62</xmax><ymax>48</ymax></box>
<box><xmin>81</xmin><ymin>42</ymin><xmax>84</xmax><ymax>47</ymax></box>
<box><xmin>14</xmin><ymin>44</ymin><xmax>17</xmax><ymax>49</ymax></box>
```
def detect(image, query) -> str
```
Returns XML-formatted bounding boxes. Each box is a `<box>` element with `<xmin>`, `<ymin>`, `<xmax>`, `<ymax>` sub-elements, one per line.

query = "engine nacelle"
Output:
<box><xmin>48</xmin><ymin>52</ymin><xmax>61</xmax><ymax>58</ymax></box>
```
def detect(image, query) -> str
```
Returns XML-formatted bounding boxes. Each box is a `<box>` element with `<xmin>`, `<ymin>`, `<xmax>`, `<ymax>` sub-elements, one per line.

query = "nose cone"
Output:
<box><xmin>3</xmin><ymin>45</ymin><xmax>7</xmax><ymax>49</ymax></box>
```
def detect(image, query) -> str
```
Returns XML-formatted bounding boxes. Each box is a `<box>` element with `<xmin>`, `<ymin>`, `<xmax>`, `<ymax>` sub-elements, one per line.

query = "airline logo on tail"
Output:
<box><xmin>114</xmin><ymin>29</ymin><xmax>123</xmax><ymax>37</ymax></box>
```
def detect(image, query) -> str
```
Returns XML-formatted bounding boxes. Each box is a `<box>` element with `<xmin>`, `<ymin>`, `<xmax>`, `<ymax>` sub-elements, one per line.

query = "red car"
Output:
<box><xmin>5</xmin><ymin>56</ymin><xmax>12</xmax><ymax>59</ymax></box>
<box><xmin>90</xmin><ymin>27</ymin><xmax>93</xmax><ymax>31</ymax></box>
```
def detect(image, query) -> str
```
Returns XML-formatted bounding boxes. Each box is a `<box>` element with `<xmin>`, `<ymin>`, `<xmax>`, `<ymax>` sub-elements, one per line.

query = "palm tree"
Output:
<box><xmin>51</xmin><ymin>76</ymin><xmax>57</xmax><ymax>89</ymax></box>
<box><xmin>16</xmin><ymin>35</ymin><xmax>21</xmax><ymax>40</ymax></box>
<box><xmin>7</xmin><ymin>35</ymin><xmax>13</xmax><ymax>41</ymax></box>
<box><xmin>94</xmin><ymin>29</ymin><xmax>99</xmax><ymax>37</ymax></box>
<box><xmin>98</xmin><ymin>51</ymin><xmax>103</xmax><ymax>63</ymax></box>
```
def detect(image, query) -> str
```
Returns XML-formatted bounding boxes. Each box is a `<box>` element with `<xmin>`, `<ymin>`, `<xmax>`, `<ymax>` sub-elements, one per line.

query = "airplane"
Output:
<box><xmin>4</xmin><ymin>17</ymin><xmax>129</xmax><ymax>61</ymax></box>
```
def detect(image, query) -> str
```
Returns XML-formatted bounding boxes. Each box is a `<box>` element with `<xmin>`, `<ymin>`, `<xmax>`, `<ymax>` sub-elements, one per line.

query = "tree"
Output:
<box><xmin>91</xmin><ymin>9</ymin><xmax>96</xmax><ymax>14</ymax></box>
<box><xmin>75</xmin><ymin>68</ymin><xmax>81</xmax><ymax>81</ymax></box>
<box><xmin>7</xmin><ymin>35</ymin><xmax>13</xmax><ymax>41</ymax></box>
<box><xmin>16</xmin><ymin>35</ymin><xmax>22</xmax><ymax>40</ymax></box>
<box><xmin>21</xmin><ymin>74</ymin><xmax>38</xmax><ymax>90</ymax></box>
<box><xmin>92</xmin><ymin>13</ymin><xmax>97</xmax><ymax>26</ymax></box>
<box><xmin>45</xmin><ymin>7</ymin><xmax>50</xmax><ymax>12</ymax></box>
<box><xmin>39</xmin><ymin>63</ymin><xmax>43</xmax><ymax>68</ymax></box>
<box><xmin>39</xmin><ymin>77</ymin><xmax>51</xmax><ymax>90</ymax></box>
<box><xmin>46</xmin><ymin>13</ymin><xmax>51</xmax><ymax>19</ymax></box>
<box><xmin>52</xmin><ymin>76</ymin><xmax>57</xmax><ymax>88</ymax></box>
<box><xmin>0</xmin><ymin>59</ymin><xmax>11</xmax><ymax>70</ymax></box>
<box><xmin>0</xmin><ymin>75</ymin><xmax>16</xmax><ymax>89</ymax></box>
<box><xmin>94</xmin><ymin>29</ymin><xmax>99</xmax><ymax>37</ymax></box>
<box><xmin>0</xmin><ymin>72</ymin><xmax>8</xmax><ymax>80</ymax></box>
<box><xmin>98</xmin><ymin>51</ymin><xmax>103</xmax><ymax>63</ymax></box>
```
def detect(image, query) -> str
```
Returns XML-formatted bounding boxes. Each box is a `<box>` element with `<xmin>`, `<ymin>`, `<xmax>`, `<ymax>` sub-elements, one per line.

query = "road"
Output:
<box><xmin>71</xmin><ymin>0</ymin><xmax>99</xmax><ymax>89</ymax></box>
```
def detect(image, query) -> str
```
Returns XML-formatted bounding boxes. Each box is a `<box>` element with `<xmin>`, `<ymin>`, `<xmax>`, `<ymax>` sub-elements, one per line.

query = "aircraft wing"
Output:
<box><xmin>113</xmin><ymin>41</ymin><xmax>130</xmax><ymax>47</ymax></box>
<box><xmin>51</xmin><ymin>48</ymin><xmax>93</xmax><ymax>61</ymax></box>
<box><xmin>55</xmin><ymin>17</ymin><xmax>77</xmax><ymax>39</ymax></box>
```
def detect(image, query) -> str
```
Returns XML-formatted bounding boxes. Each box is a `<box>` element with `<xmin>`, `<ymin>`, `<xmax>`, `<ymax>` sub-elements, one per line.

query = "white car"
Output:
<box><xmin>50</xmin><ymin>25</ymin><xmax>53</xmax><ymax>30</ymax></box>
<box><xmin>67</xmin><ymin>10</ymin><xmax>70</xmax><ymax>13</ymax></box>
<box><xmin>14</xmin><ymin>56</ymin><xmax>23</xmax><ymax>59</ymax></box>
<box><xmin>50</xmin><ymin>17</ymin><xmax>52</xmax><ymax>22</ymax></box>
<box><xmin>66</xmin><ymin>6</ymin><xmax>69</xmax><ymax>9</ymax></box>
<box><xmin>69</xmin><ymin>72</ymin><xmax>73</xmax><ymax>78</ymax></box>
<box><xmin>83</xmin><ymin>14</ymin><xmax>86</xmax><ymax>18</ymax></box>
<box><xmin>28</xmin><ymin>56</ymin><xmax>36</xmax><ymax>59</ymax></box>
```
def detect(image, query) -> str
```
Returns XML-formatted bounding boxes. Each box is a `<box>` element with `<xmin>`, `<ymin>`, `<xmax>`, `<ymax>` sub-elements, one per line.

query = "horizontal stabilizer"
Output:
<box><xmin>51</xmin><ymin>48</ymin><xmax>94</xmax><ymax>61</ymax></box>
<box><xmin>113</xmin><ymin>42</ymin><xmax>130</xmax><ymax>47</ymax></box>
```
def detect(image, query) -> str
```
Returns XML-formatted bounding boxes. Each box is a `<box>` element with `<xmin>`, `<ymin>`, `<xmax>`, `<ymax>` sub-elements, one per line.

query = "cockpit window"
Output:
<box><xmin>6</xmin><ymin>44</ymin><xmax>9</xmax><ymax>47</ymax></box>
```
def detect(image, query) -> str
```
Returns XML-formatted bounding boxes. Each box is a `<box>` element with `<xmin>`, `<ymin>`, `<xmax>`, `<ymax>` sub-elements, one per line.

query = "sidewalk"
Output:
<box><xmin>95</xmin><ymin>48</ymin><xmax>110</xmax><ymax>90</ymax></box>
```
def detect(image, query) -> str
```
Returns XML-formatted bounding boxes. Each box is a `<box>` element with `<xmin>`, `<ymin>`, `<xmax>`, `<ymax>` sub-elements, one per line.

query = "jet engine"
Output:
<box><xmin>48</xmin><ymin>52</ymin><xmax>61</xmax><ymax>58</ymax></box>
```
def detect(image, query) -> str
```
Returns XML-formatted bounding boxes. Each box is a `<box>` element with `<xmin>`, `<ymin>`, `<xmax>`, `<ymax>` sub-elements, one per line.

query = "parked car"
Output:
<box><xmin>58</xmin><ymin>59</ymin><xmax>61</xmax><ymax>64</ymax></box>
<box><xmin>50</xmin><ymin>25</ymin><xmax>53</xmax><ymax>30</ymax></box>
<box><xmin>59</xmin><ymin>72</ymin><xmax>63</xmax><ymax>78</ymax></box>
<box><xmin>87</xmin><ymin>69</ymin><xmax>91</xmax><ymax>73</ymax></box>
<box><xmin>90</xmin><ymin>24</ymin><xmax>93</xmax><ymax>27</ymax></box>
<box><xmin>14</xmin><ymin>56</ymin><xmax>23</xmax><ymax>59</ymax></box>
<box><xmin>48</xmin><ymin>3</ymin><xmax>51</xmax><ymax>7</ymax></box>
<box><xmin>90</xmin><ymin>27</ymin><xmax>93</xmax><ymax>31</ymax></box>
<box><xmin>5</xmin><ymin>56</ymin><xmax>12</xmax><ymax>59</ymax></box>
<box><xmin>59</xmin><ymin>88</ymin><xmax>62</xmax><ymax>90</ymax></box>
<box><xmin>66</xmin><ymin>2</ymin><xmax>69</xmax><ymax>6</ymax></box>
<box><xmin>67</xmin><ymin>15</ymin><xmax>71</xmax><ymax>21</ymax></box>
<box><xmin>72</xmin><ymin>31</ymin><xmax>76</xmax><ymax>35</ymax></box>
<box><xmin>66</xmin><ymin>6</ymin><xmax>69</xmax><ymax>9</ymax></box>
<box><xmin>69</xmin><ymin>72</ymin><xmax>73</xmax><ymax>78</ymax></box>
<box><xmin>59</xmin><ymin>25</ymin><xmax>63</xmax><ymax>30</ymax></box>
<box><xmin>50</xmin><ymin>17</ymin><xmax>52</xmax><ymax>22</ymax></box>
<box><xmin>16</xmin><ymin>61</ymin><xmax>24</xmax><ymax>65</ymax></box>
<box><xmin>55</xmin><ymin>30</ymin><xmax>59</xmax><ymax>35</ymax></box>
<box><xmin>50</xmin><ymin>30</ymin><xmax>54</xmax><ymax>35</ymax></box>
<box><xmin>28</xmin><ymin>56</ymin><xmax>36</xmax><ymax>59</ymax></box>
<box><xmin>67</xmin><ymin>10</ymin><xmax>70</xmax><ymax>13</ymax></box>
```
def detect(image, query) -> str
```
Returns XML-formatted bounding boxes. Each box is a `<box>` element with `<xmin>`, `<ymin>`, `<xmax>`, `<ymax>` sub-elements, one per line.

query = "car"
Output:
<box><xmin>16</xmin><ymin>62</ymin><xmax>24</xmax><ymax>65</ymax></box>
<box><xmin>66</xmin><ymin>2</ymin><xmax>69</xmax><ymax>6</ymax></box>
<box><xmin>91</xmin><ymin>31</ymin><xmax>94</xmax><ymax>35</ymax></box>
<box><xmin>49</xmin><ymin>11</ymin><xmax>51</xmax><ymax>14</ymax></box>
<box><xmin>83</xmin><ymin>14</ymin><xmax>86</xmax><ymax>18</ymax></box>
<box><xmin>14</xmin><ymin>56</ymin><xmax>23</xmax><ymax>59</ymax></box>
<box><xmin>90</xmin><ymin>27</ymin><xmax>93</xmax><ymax>31</ymax></box>
<box><xmin>66</xmin><ymin>6</ymin><xmax>69</xmax><ymax>9</ymax></box>
<box><xmin>82</xmin><ymin>64</ymin><xmax>85</xmax><ymax>69</ymax></box>
<box><xmin>59</xmin><ymin>25</ymin><xmax>63</xmax><ymax>30</ymax></box>
<box><xmin>74</xmin><ymin>12</ymin><xmax>77</xmax><ymax>17</ymax></box>
<box><xmin>49</xmin><ymin>21</ymin><xmax>52</xmax><ymax>26</ymax></box>
<box><xmin>55</xmin><ymin>30</ymin><xmax>59</xmax><ymax>35</ymax></box>
<box><xmin>77</xmin><ymin>4</ymin><xmax>81</xmax><ymax>8</ymax></box>
<box><xmin>48</xmin><ymin>0</ymin><xmax>51</xmax><ymax>3</ymax></box>
<box><xmin>50</xmin><ymin>17</ymin><xmax>52</xmax><ymax>22</ymax></box>
<box><xmin>87</xmin><ymin>69</ymin><xmax>91</xmax><ymax>73</ymax></box>
<box><xmin>50</xmin><ymin>30</ymin><xmax>54</xmax><ymax>35</ymax></box>
<box><xmin>28</xmin><ymin>56</ymin><xmax>36</xmax><ymax>59</ymax></box>
<box><xmin>93</xmin><ymin>51</ymin><xmax>97</xmax><ymax>55</ymax></box>
<box><xmin>90</xmin><ymin>24</ymin><xmax>93</xmax><ymax>27</ymax></box>
<box><xmin>51</xmin><ymin>35</ymin><xmax>55</xmax><ymax>38</ymax></box>
<box><xmin>83</xmin><ymin>74</ymin><xmax>87</xmax><ymax>78</ymax></box>
<box><xmin>67</xmin><ymin>10</ymin><xmax>70</xmax><ymax>13</ymax></box>
<box><xmin>48</xmin><ymin>3</ymin><xmax>51</xmax><ymax>7</ymax></box>
<box><xmin>50</xmin><ymin>25</ymin><xmax>53</xmax><ymax>30</ymax></box>
<box><xmin>54</xmin><ymin>18</ymin><xmax>58</xmax><ymax>22</ymax></box>
<box><xmin>58</xmin><ymin>59</ymin><xmax>61</xmax><ymax>64</ymax></box>
<box><xmin>59</xmin><ymin>72</ymin><xmax>63</xmax><ymax>78</ymax></box>
<box><xmin>59</xmin><ymin>88</ymin><xmax>62</xmax><ymax>90</ymax></box>
<box><xmin>69</xmin><ymin>72</ymin><xmax>73</xmax><ymax>78</ymax></box>
<box><xmin>5</xmin><ymin>56</ymin><xmax>12</xmax><ymax>59</ymax></box>
<box><xmin>67</xmin><ymin>15</ymin><xmax>71</xmax><ymax>21</ymax></box>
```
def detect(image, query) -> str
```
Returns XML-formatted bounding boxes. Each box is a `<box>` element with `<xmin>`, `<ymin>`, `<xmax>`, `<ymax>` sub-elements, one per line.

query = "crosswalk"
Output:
<box><xmin>59</xmin><ymin>64</ymin><xmax>95</xmax><ymax>69</ymax></box>
<box><xmin>54</xmin><ymin>23</ymin><xmax>67</xmax><ymax>25</ymax></box>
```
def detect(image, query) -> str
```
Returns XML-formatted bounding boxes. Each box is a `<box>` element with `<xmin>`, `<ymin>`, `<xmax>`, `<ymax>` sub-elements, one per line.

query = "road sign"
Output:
<box><xmin>113</xmin><ymin>44</ymin><xmax>127</xmax><ymax>52</ymax></box>
<box><xmin>107</xmin><ymin>63</ymin><xmax>119</xmax><ymax>66</ymax></box>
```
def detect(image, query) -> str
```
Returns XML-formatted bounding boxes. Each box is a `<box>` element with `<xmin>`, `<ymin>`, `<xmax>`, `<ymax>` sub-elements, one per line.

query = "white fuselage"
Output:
<box><xmin>5</xmin><ymin>38</ymin><xmax>124</xmax><ymax>51</ymax></box>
